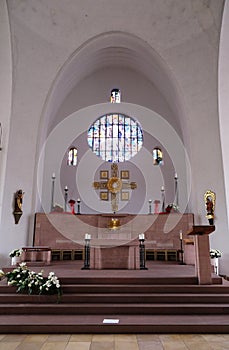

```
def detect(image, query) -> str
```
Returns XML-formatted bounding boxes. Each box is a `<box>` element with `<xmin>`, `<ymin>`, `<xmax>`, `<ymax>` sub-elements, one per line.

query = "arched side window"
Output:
<box><xmin>88</xmin><ymin>113</ymin><xmax>143</xmax><ymax>163</ymax></box>
<box><xmin>68</xmin><ymin>147</ymin><xmax>78</xmax><ymax>166</ymax></box>
<box><xmin>153</xmin><ymin>147</ymin><xmax>163</xmax><ymax>165</ymax></box>
<box><xmin>110</xmin><ymin>89</ymin><xmax>121</xmax><ymax>103</ymax></box>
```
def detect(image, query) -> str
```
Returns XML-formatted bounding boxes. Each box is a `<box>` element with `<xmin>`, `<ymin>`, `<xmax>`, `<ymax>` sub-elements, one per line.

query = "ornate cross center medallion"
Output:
<box><xmin>93</xmin><ymin>163</ymin><xmax>137</xmax><ymax>213</ymax></box>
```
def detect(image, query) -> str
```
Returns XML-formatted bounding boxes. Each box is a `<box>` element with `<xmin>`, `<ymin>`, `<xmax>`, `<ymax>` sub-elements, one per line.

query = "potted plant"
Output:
<box><xmin>9</xmin><ymin>249</ymin><xmax>22</xmax><ymax>265</ymax></box>
<box><xmin>210</xmin><ymin>249</ymin><xmax>222</xmax><ymax>274</ymax></box>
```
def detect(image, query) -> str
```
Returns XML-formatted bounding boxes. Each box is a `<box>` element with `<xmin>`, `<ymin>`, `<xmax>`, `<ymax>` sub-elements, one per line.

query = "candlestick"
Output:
<box><xmin>64</xmin><ymin>186</ymin><xmax>68</xmax><ymax>212</ymax></box>
<box><xmin>161</xmin><ymin>186</ymin><xmax>165</xmax><ymax>212</ymax></box>
<box><xmin>82</xmin><ymin>233</ymin><xmax>91</xmax><ymax>270</ymax></box>
<box><xmin>50</xmin><ymin>173</ymin><xmax>56</xmax><ymax>212</ymax></box>
<box><xmin>148</xmin><ymin>199</ymin><xmax>152</xmax><ymax>215</ymax></box>
<box><xmin>174</xmin><ymin>172</ymin><xmax>179</xmax><ymax>208</ymax></box>
<box><xmin>77</xmin><ymin>198</ymin><xmax>81</xmax><ymax>215</ymax></box>
<box><xmin>179</xmin><ymin>230</ymin><xmax>184</xmax><ymax>265</ymax></box>
<box><xmin>139</xmin><ymin>233</ymin><xmax>147</xmax><ymax>270</ymax></box>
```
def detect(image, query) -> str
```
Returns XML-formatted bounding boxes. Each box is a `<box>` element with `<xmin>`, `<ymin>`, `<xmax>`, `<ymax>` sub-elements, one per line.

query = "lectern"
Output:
<box><xmin>188</xmin><ymin>225</ymin><xmax>215</xmax><ymax>284</ymax></box>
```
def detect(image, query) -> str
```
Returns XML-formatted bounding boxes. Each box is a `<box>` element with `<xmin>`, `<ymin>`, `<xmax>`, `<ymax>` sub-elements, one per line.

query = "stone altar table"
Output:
<box><xmin>33</xmin><ymin>212</ymin><xmax>194</xmax><ymax>269</ymax></box>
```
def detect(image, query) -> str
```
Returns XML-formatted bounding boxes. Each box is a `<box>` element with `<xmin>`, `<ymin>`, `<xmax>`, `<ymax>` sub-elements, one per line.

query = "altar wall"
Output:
<box><xmin>34</xmin><ymin>213</ymin><xmax>194</xmax><ymax>265</ymax></box>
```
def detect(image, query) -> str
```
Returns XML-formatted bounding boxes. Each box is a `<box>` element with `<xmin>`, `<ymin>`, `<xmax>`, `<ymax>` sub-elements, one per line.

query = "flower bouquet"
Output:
<box><xmin>210</xmin><ymin>249</ymin><xmax>222</xmax><ymax>259</ymax></box>
<box><xmin>9</xmin><ymin>249</ymin><xmax>22</xmax><ymax>258</ymax></box>
<box><xmin>9</xmin><ymin>249</ymin><xmax>22</xmax><ymax>265</ymax></box>
<box><xmin>2</xmin><ymin>263</ymin><xmax>62</xmax><ymax>302</ymax></box>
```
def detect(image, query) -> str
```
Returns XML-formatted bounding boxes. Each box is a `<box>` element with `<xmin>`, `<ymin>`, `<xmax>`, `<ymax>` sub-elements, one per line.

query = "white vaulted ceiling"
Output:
<box><xmin>44</xmin><ymin>31</ymin><xmax>184</xmax><ymax>132</ymax></box>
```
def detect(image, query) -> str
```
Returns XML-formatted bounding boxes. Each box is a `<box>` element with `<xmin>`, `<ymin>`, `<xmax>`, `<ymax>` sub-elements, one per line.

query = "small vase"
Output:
<box><xmin>211</xmin><ymin>257</ymin><xmax>219</xmax><ymax>274</ymax></box>
<box><xmin>11</xmin><ymin>256</ymin><xmax>21</xmax><ymax>266</ymax></box>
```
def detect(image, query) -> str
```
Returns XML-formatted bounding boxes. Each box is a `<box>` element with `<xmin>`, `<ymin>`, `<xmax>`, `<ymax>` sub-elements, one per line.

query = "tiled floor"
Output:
<box><xmin>0</xmin><ymin>334</ymin><xmax>229</xmax><ymax>350</ymax></box>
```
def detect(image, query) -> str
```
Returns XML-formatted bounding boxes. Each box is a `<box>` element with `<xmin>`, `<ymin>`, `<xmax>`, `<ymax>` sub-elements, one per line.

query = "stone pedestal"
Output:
<box><xmin>90</xmin><ymin>240</ymin><xmax>139</xmax><ymax>269</ymax></box>
<box><xmin>188</xmin><ymin>226</ymin><xmax>215</xmax><ymax>284</ymax></box>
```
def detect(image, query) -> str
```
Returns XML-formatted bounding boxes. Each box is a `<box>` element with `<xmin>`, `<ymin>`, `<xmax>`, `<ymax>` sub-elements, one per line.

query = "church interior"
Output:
<box><xmin>1</xmin><ymin>0</ymin><xmax>229</xmax><ymax>342</ymax></box>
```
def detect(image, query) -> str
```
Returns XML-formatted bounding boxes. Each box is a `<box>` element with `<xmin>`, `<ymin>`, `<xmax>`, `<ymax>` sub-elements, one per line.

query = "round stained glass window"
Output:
<box><xmin>87</xmin><ymin>113</ymin><xmax>143</xmax><ymax>163</ymax></box>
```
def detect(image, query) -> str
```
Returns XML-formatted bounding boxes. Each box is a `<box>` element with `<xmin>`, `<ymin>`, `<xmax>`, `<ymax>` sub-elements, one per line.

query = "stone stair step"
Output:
<box><xmin>61</xmin><ymin>284</ymin><xmax>229</xmax><ymax>294</ymax></box>
<box><xmin>0</xmin><ymin>314</ymin><xmax>229</xmax><ymax>334</ymax></box>
<box><xmin>0</xmin><ymin>264</ymin><xmax>227</xmax><ymax>334</ymax></box>
<box><xmin>0</xmin><ymin>303</ymin><xmax>229</xmax><ymax>315</ymax></box>
<box><xmin>0</xmin><ymin>292</ymin><xmax>229</xmax><ymax>304</ymax></box>
<box><xmin>58</xmin><ymin>276</ymin><xmax>199</xmax><ymax>285</ymax></box>
<box><xmin>1</xmin><ymin>283</ymin><xmax>229</xmax><ymax>295</ymax></box>
<box><xmin>59</xmin><ymin>293</ymin><xmax>229</xmax><ymax>304</ymax></box>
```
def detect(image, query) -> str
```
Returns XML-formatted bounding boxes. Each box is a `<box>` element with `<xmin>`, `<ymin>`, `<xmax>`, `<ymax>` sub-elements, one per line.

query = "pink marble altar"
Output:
<box><xmin>34</xmin><ymin>213</ymin><xmax>194</xmax><ymax>269</ymax></box>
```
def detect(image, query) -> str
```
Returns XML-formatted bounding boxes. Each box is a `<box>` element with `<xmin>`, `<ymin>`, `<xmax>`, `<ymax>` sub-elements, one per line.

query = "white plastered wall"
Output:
<box><xmin>218</xmin><ymin>0</ymin><xmax>229</xmax><ymax>273</ymax></box>
<box><xmin>0</xmin><ymin>1</ymin><xmax>13</xmax><ymax>262</ymax></box>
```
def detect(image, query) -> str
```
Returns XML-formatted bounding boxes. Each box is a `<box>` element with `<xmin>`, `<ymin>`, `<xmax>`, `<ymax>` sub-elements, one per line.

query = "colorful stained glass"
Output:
<box><xmin>87</xmin><ymin>114</ymin><xmax>143</xmax><ymax>163</ymax></box>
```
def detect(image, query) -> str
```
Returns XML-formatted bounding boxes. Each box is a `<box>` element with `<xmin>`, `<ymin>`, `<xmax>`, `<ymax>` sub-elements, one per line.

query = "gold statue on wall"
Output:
<box><xmin>13</xmin><ymin>189</ymin><xmax>24</xmax><ymax>224</ymax></box>
<box><xmin>204</xmin><ymin>190</ymin><xmax>216</xmax><ymax>225</ymax></box>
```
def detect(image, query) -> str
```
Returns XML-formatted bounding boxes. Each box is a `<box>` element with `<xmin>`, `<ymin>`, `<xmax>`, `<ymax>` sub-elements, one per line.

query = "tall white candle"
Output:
<box><xmin>85</xmin><ymin>233</ymin><xmax>91</xmax><ymax>240</ymax></box>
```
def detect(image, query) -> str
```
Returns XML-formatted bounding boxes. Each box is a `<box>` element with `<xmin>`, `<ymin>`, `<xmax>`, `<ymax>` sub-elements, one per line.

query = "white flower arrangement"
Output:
<box><xmin>9</xmin><ymin>249</ymin><xmax>22</xmax><ymax>258</ymax></box>
<box><xmin>210</xmin><ymin>249</ymin><xmax>222</xmax><ymax>259</ymax></box>
<box><xmin>1</xmin><ymin>263</ymin><xmax>62</xmax><ymax>301</ymax></box>
<box><xmin>165</xmin><ymin>203</ymin><xmax>179</xmax><ymax>213</ymax></box>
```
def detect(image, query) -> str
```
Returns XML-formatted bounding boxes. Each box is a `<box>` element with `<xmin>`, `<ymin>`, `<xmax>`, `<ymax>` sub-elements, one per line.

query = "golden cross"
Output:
<box><xmin>93</xmin><ymin>163</ymin><xmax>137</xmax><ymax>213</ymax></box>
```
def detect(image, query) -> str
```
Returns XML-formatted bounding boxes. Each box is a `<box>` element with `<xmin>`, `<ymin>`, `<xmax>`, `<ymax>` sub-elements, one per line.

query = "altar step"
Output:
<box><xmin>0</xmin><ymin>314</ymin><xmax>229</xmax><ymax>334</ymax></box>
<box><xmin>2</xmin><ymin>302</ymin><xmax>229</xmax><ymax>315</ymax></box>
<box><xmin>1</xmin><ymin>292</ymin><xmax>229</xmax><ymax>305</ymax></box>
<box><xmin>1</xmin><ymin>277</ymin><xmax>229</xmax><ymax>333</ymax></box>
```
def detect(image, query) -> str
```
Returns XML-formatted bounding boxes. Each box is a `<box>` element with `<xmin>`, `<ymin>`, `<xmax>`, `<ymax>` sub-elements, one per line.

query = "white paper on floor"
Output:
<box><xmin>103</xmin><ymin>319</ymin><xmax>119</xmax><ymax>324</ymax></box>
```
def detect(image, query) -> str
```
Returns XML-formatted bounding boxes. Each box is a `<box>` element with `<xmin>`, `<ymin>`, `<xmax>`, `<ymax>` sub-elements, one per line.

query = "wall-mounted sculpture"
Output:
<box><xmin>13</xmin><ymin>190</ymin><xmax>24</xmax><ymax>224</ymax></box>
<box><xmin>204</xmin><ymin>190</ymin><xmax>216</xmax><ymax>225</ymax></box>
